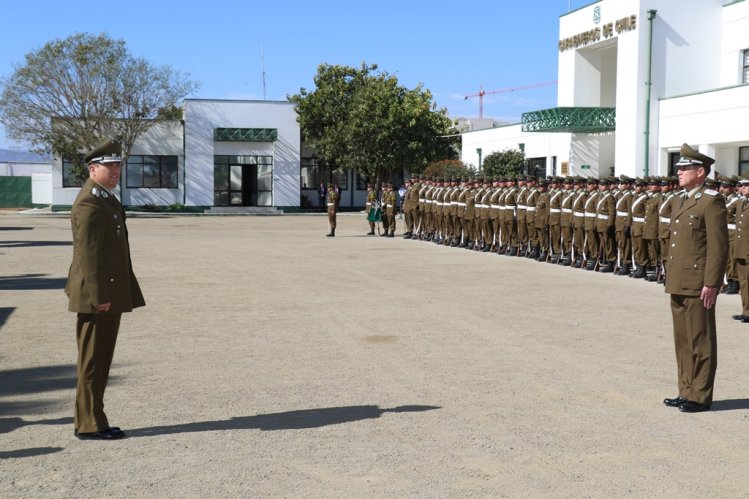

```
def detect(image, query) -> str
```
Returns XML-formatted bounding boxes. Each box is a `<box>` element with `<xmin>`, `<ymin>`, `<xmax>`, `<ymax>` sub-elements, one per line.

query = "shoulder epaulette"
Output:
<box><xmin>704</xmin><ymin>189</ymin><xmax>718</xmax><ymax>196</ymax></box>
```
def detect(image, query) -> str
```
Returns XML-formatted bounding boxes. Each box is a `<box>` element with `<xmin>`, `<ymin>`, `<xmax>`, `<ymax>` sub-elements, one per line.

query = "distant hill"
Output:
<box><xmin>0</xmin><ymin>148</ymin><xmax>51</xmax><ymax>163</ymax></box>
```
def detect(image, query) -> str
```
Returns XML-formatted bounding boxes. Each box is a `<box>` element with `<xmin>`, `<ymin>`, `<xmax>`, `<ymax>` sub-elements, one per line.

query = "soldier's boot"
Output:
<box><xmin>645</xmin><ymin>266</ymin><xmax>658</xmax><ymax>281</ymax></box>
<box><xmin>506</xmin><ymin>246</ymin><xmax>518</xmax><ymax>257</ymax></box>
<box><xmin>388</xmin><ymin>231</ymin><xmax>395</xmax><ymax>238</ymax></box>
<box><xmin>482</xmin><ymin>242</ymin><xmax>490</xmax><ymax>252</ymax></box>
<box><xmin>549</xmin><ymin>253</ymin><xmax>559</xmax><ymax>264</ymax></box>
<box><xmin>536</xmin><ymin>251</ymin><xmax>548</xmax><ymax>262</ymax></box>
<box><xmin>585</xmin><ymin>259</ymin><xmax>596</xmax><ymax>271</ymax></box>
<box><xmin>599</xmin><ymin>261</ymin><xmax>615</xmax><ymax>273</ymax></box>
<box><xmin>616</xmin><ymin>263</ymin><xmax>631</xmax><ymax>276</ymax></box>
<box><xmin>326</xmin><ymin>229</ymin><xmax>335</xmax><ymax>237</ymax></box>
<box><xmin>631</xmin><ymin>265</ymin><xmax>647</xmax><ymax>278</ymax></box>
<box><xmin>402</xmin><ymin>232</ymin><xmax>411</xmax><ymax>239</ymax></box>
<box><xmin>724</xmin><ymin>280</ymin><xmax>740</xmax><ymax>295</ymax></box>
<box><xmin>368</xmin><ymin>230</ymin><xmax>376</xmax><ymax>236</ymax></box>
<box><xmin>380</xmin><ymin>231</ymin><xmax>388</xmax><ymax>237</ymax></box>
<box><xmin>561</xmin><ymin>255</ymin><xmax>572</xmax><ymax>266</ymax></box>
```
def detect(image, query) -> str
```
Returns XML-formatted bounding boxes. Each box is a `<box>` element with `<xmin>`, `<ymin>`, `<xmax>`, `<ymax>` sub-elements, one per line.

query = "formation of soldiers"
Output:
<box><xmin>384</xmin><ymin>173</ymin><xmax>742</xmax><ymax>293</ymax></box>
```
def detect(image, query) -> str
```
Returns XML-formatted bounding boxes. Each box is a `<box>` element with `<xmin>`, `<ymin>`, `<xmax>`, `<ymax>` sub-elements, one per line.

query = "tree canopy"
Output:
<box><xmin>289</xmin><ymin>63</ymin><xmax>458</xmax><ymax>187</ymax></box>
<box><xmin>481</xmin><ymin>148</ymin><xmax>526</xmax><ymax>177</ymax></box>
<box><xmin>0</xmin><ymin>32</ymin><xmax>199</xmax><ymax>173</ymax></box>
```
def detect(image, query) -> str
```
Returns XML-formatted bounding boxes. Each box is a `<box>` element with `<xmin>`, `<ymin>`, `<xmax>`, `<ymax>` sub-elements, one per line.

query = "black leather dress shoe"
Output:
<box><xmin>679</xmin><ymin>400</ymin><xmax>711</xmax><ymax>413</ymax></box>
<box><xmin>663</xmin><ymin>396</ymin><xmax>686</xmax><ymax>407</ymax></box>
<box><xmin>76</xmin><ymin>427</ymin><xmax>126</xmax><ymax>440</ymax></box>
<box><xmin>732</xmin><ymin>314</ymin><xmax>746</xmax><ymax>321</ymax></box>
<box><xmin>742</xmin><ymin>317</ymin><xmax>749</xmax><ymax>324</ymax></box>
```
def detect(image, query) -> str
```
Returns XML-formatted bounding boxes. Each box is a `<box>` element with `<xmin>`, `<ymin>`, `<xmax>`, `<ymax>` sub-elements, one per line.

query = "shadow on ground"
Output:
<box><xmin>0</xmin><ymin>274</ymin><xmax>68</xmax><ymax>290</ymax></box>
<box><xmin>711</xmin><ymin>399</ymin><xmax>749</xmax><ymax>411</ymax></box>
<box><xmin>0</xmin><ymin>447</ymin><xmax>64</xmax><ymax>459</ymax></box>
<box><xmin>128</xmin><ymin>404</ymin><xmax>440</xmax><ymax>437</ymax></box>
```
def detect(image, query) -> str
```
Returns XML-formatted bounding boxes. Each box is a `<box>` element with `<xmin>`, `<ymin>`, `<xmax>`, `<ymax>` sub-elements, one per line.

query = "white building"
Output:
<box><xmin>52</xmin><ymin>99</ymin><xmax>303</xmax><ymax>210</ymax></box>
<box><xmin>462</xmin><ymin>0</ymin><xmax>749</xmax><ymax>179</ymax></box>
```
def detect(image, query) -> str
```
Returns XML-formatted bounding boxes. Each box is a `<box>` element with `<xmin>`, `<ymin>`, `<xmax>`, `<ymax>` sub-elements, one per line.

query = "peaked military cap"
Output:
<box><xmin>85</xmin><ymin>138</ymin><xmax>122</xmax><ymax>165</ymax></box>
<box><xmin>634</xmin><ymin>177</ymin><xmax>646</xmax><ymax>186</ymax></box>
<box><xmin>586</xmin><ymin>177</ymin><xmax>599</xmax><ymax>184</ymax></box>
<box><xmin>675</xmin><ymin>143</ymin><xmax>715</xmax><ymax>169</ymax></box>
<box><xmin>738</xmin><ymin>173</ymin><xmax>749</xmax><ymax>185</ymax></box>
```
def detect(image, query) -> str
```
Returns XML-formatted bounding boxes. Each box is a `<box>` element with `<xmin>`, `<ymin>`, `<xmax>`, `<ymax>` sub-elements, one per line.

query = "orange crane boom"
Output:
<box><xmin>464</xmin><ymin>80</ymin><xmax>557</xmax><ymax>119</ymax></box>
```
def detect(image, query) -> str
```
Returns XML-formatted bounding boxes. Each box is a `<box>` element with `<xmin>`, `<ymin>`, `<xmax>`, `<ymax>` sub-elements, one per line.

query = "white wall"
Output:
<box><xmin>720</xmin><ymin>0</ymin><xmax>749</xmax><ymax>86</ymax></box>
<box><xmin>461</xmin><ymin>124</ymin><xmax>572</xmax><ymax>177</ymax></box>
<box><xmin>52</xmin><ymin>120</ymin><xmax>183</xmax><ymax>206</ymax></box>
<box><xmin>0</xmin><ymin>162</ymin><xmax>51</xmax><ymax>176</ymax></box>
<box><xmin>183</xmin><ymin>99</ymin><xmax>300</xmax><ymax>207</ymax></box>
<box><xmin>122</xmin><ymin>121</ymin><xmax>184</xmax><ymax>206</ymax></box>
<box><xmin>32</xmin><ymin>173</ymin><xmax>52</xmax><ymax>204</ymax></box>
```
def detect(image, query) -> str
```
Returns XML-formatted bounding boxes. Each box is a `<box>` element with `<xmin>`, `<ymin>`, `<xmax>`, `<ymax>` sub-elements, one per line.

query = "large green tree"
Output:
<box><xmin>289</xmin><ymin>63</ymin><xmax>457</xmax><ymax>187</ymax></box>
<box><xmin>482</xmin><ymin>148</ymin><xmax>526</xmax><ymax>177</ymax></box>
<box><xmin>0</xmin><ymin>32</ymin><xmax>199</xmax><ymax>177</ymax></box>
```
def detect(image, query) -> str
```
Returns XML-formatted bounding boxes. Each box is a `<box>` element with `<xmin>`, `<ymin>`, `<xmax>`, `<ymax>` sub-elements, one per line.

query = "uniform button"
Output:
<box><xmin>672</xmin><ymin>243</ymin><xmax>676</xmax><ymax>247</ymax></box>
<box><xmin>693</xmin><ymin>264</ymin><xmax>698</xmax><ymax>268</ymax></box>
<box><xmin>110</xmin><ymin>278</ymin><xmax>115</xmax><ymax>282</ymax></box>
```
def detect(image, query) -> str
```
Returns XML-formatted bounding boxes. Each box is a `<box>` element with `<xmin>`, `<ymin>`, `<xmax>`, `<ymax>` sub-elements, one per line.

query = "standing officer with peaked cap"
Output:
<box><xmin>731</xmin><ymin>174</ymin><xmax>749</xmax><ymax>323</ymax></box>
<box><xmin>66</xmin><ymin>139</ymin><xmax>145</xmax><ymax>440</ymax></box>
<box><xmin>663</xmin><ymin>144</ymin><xmax>728</xmax><ymax>413</ymax></box>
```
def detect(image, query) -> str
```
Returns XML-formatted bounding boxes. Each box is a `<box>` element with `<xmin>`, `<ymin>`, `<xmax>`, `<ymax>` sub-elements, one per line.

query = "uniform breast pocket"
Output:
<box><xmin>687</xmin><ymin>215</ymin><xmax>704</xmax><ymax>238</ymax></box>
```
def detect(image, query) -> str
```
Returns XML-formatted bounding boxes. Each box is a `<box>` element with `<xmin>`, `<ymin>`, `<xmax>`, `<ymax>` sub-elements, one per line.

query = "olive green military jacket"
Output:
<box><xmin>643</xmin><ymin>192</ymin><xmax>662</xmax><ymax>240</ymax></box>
<box><xmin>733</xmin><ymin>197</ymin><xmax>749</xmax><ymax>259</ymax></box>
<box><xmin>665</xmin><ymin>185</ymin><xmax>728</xmax><ymax>295</ymax></box>
<box><xmin>66</xmin><ymin>179</ymin><xmax>145</xmax><ymax>314</ymax></box>
<box><xmin>614</xmin><ymin>190</ymin><xmax>633</xmax><ymax>231</ymax></box>
<box><xmin>595</xmin><ymin>191</ymin><xmax>616</xmax><ymax>232</ymax></box>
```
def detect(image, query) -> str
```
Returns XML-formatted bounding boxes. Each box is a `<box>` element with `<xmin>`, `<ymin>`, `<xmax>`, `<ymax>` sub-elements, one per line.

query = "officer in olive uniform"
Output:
<box><xmin>663</xmin><ymin>144</ymin><xmax>728</xmax><ymax>413</ymax></box>
<box><xmin>326</xmin><ymin>182</ymin><xmax>338</xmax><ymax>237</ymax></box>
<box><xmin>595</xmin><ymin>178</ymin><xmax>617</xmax><ymax>272</ymax></box>
<box><xmin>381</xmin><ymin>183</ymin><xmax>397</xmax><ymax>237</ymax></box>
<box><xmin>731</xmin><ymin>174</ymin><xmax>749</xmax><ymax>322</ymax></box>
<box><xmin>583</xmin><ymin>178</ymin><xmax>600</xmax><ymax>269</ymax></box>
<box><xmin>615</xmin><ymin>176</ymin><xmax>634</xmax><ymax>275</ymax></box>
<box><xmin>722</xmin><ymin>176</ymin><xmax>740</xmax><ymax>293</ymax></box>
<box><xmin>365</xmin><ymin>183</ymin><xmax>377</xmax><ymax>235</ymax></box>
<box><xmin>66</xmin><ymin>139</ymin><xmax>145</xmax><ymax>440</ymax></box>
<box><xmin>643</xmin><ymin>177</ymin><xmax>662</xmax><ymax>280</ymax></box>
<box><xmin>571</xmin><ymin>177</ymin><xmax>589</xmax><ymax>267</ymax></box>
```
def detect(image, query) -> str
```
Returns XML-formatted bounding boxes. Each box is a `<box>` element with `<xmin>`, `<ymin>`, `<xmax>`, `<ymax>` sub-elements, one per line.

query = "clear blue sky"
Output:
<box><xmin>0</xmin><ymin>0</ymin><xmax>592</xmax><ymax>150</ymax></box>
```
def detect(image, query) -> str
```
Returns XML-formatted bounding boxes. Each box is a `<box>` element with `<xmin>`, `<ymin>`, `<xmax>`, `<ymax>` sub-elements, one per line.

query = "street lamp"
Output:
<box><xmin>476</xmin><ymin>148</ymin><xmax>483</xmax><ymax>171</ymax></box>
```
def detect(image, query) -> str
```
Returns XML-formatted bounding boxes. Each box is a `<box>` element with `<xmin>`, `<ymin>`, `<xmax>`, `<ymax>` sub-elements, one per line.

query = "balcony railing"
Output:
<box><xmin>521</xmin><ymin>107</ymin><xmax>616</xmax><ymax>133</ymax></box>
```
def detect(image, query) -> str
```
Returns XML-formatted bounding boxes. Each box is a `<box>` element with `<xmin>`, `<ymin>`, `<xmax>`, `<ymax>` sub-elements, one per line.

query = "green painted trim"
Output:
<box><xmin>724</xmin><ymin>0</ymin><xmax>746</xmax><ymax>7</ymax></box>
<box><xmin>214</xmin><ymin>128</ymin><xmax>278</xmax><ymax>142</ymax></box>
<box><xmin>521</xmin><ymin>106</ymin><xmax>616</xmax><ymax>133</ymax></box>
<box><xmin>660</xmin><ymin>83</ymin><xmax>749</xmax><ymax>101</ymax></box>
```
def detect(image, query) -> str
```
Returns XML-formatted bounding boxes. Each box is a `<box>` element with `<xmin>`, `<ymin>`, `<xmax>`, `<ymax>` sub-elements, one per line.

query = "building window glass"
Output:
<box><xmin>333</xmin><ymin>170</ymin><xmax>349</xmax><ymax>190</ymax></box>
<box><xmin>743</xmin><ymin>50</ymin><xmax>749</xmax><ymax>84</ymax></box>
<box><xmin>740</xmin><ymin>146</ymin><xmax>749</xmax><ymax>175</ymax></box>
<box><xmin>126</xmin><ymin>155</ymin><xmax>178</xmax><ymax>188</ymax></box>
<box><xmin>213</xmin><ymin>155</ymin><xmax>273</xmax><ymax>206</ymax></box>
<box><xmin>300</xmin><ymin>157</ymin><xmax>321</xmax><ymax>189</ymax></box>
<box><xmin>62</xmin><ymin>157</ymin><xmax>85</xmax><ymax>188</ymax></box>
<box><xmin>356</xmin><ymin>173</ymin><xmax>370</xmax><ymax>190</ymax></box>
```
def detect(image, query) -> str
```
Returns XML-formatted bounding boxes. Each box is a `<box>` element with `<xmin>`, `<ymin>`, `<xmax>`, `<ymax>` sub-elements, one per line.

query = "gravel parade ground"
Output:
<box><xmin>1</xmin><ymin>212</ymin><xmax>748</xmax><ymax>498</ymax></box>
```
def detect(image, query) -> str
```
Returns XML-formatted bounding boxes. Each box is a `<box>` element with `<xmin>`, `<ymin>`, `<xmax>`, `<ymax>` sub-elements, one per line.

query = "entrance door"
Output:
<box><xmin>229</xmin><ymin>164</ymin><xmax>258</xmax><ymax>206</ymax></box>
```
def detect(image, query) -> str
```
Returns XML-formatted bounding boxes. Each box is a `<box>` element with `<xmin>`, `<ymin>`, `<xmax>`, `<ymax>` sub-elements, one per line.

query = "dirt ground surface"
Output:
<box><xmin>1</xmin><ymin>211</ymin><xmax>748</xmax><ymax>498</ymax></box>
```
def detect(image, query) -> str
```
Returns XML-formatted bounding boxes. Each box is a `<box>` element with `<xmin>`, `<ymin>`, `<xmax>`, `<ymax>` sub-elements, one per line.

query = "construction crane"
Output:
<box><xmin>464</xmin><ymin>80</ymin><xmax>558</xmax><ymax>119</ymax></box>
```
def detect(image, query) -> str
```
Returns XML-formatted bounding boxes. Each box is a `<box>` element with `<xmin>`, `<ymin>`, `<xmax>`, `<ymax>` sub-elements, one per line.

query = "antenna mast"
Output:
<box><xmin>261</xmin><ymin>45</ymin><xmax>267</xmax><ymax>100</ymax></box>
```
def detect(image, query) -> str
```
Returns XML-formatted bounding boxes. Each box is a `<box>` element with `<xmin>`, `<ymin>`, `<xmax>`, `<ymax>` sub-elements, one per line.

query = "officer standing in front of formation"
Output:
<box><xmin>381</xmin><ymin>183</ymin><xmax>397</xmax><ymax>237</ymax></box>
<box><xmin>663</xmin><ymin>144</ymin><xmax>728</xmax><ymax>413</ymax></box>
<box><xmin>731</xmin><ymin>174</ymin><xmax>749</xmax><ymax>322</ymax></box>
<box><xmin>66</xmin><ymin>139</ymin><xmax>145</xmax><ymax>440</ymax></box>
<box><xmin>326</xmin><ymin>182</ymin><xmax>338</xmax><ymax>237</ymax></box>
<box><xmin>365</xmin><ymin>183</ymin><xmax>377</xmax><ymax>235</ymax></box>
